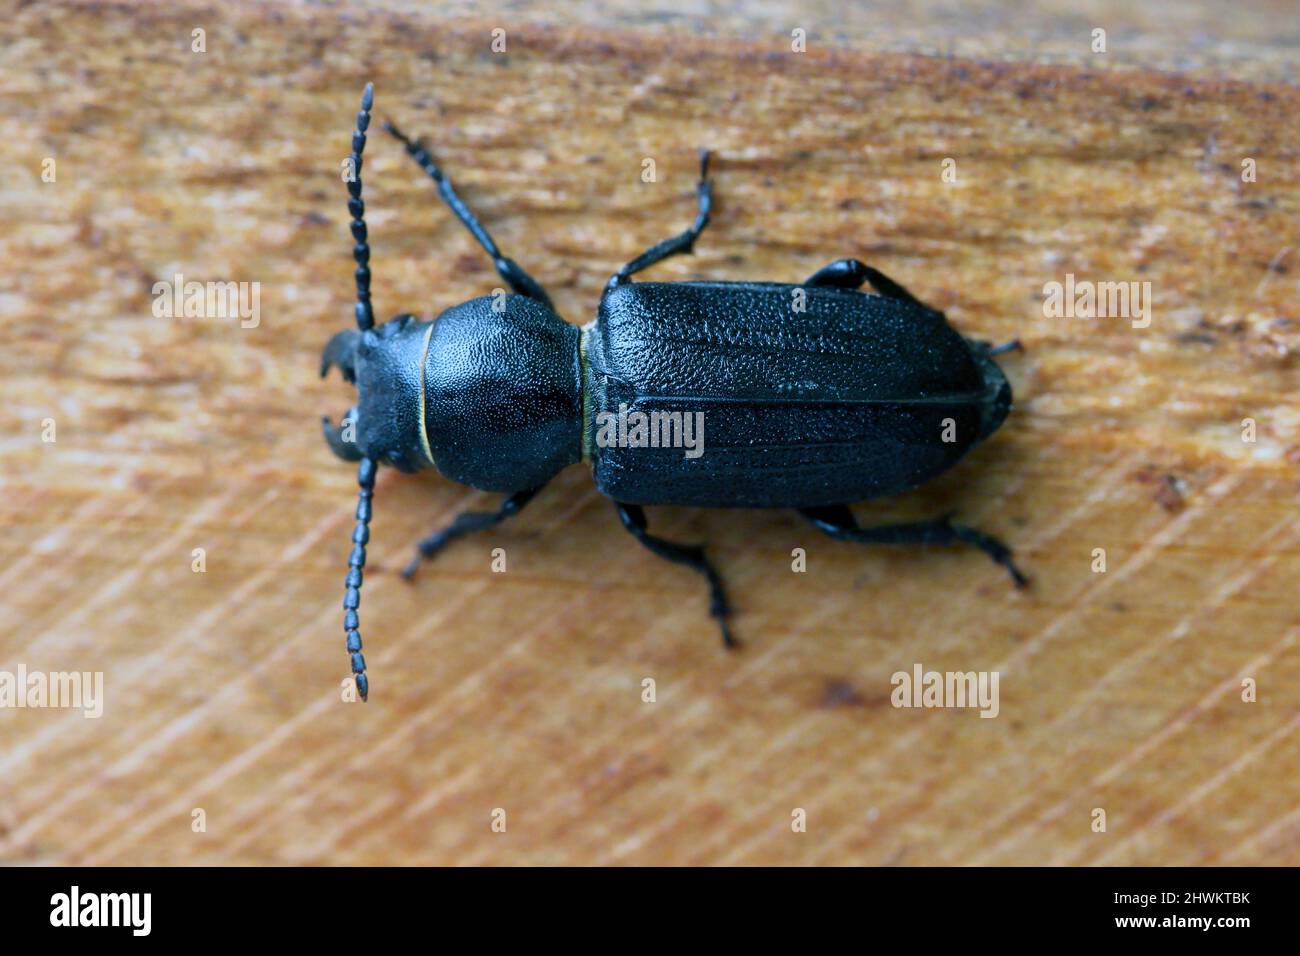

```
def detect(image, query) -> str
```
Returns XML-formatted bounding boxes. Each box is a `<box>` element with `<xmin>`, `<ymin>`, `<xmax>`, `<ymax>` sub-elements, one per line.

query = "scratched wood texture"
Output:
<box><xmin>1</xmin><ymin>0</ymin><xmax>1297</xmax><ymax>866</ymax></box>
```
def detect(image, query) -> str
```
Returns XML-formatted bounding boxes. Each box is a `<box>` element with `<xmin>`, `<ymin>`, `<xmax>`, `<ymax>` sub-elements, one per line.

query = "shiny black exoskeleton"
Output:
<box><xmin>323</xmin><ymin>85</ymin><xmax>1027</xmax><ymax>700</ymax></box>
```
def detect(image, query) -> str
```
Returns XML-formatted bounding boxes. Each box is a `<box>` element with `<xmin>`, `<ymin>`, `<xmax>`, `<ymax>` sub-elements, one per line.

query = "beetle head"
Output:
<box><xmin>321</xmin><ymin>313</ymin><xmax>430</xmax><ymax>473</ymax></box>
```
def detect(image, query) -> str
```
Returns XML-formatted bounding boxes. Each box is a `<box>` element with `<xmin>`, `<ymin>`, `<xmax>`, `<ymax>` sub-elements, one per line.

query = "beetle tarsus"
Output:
<box><xmin>949</xmin><ymin>521</ymin><xmax>1030</xmax><ymax>587</ymax></box>
<box><xmin>401</xmin><ymin>487</ymin><xmax>543</xmax><ymax>580</ymax></box>
<box><xmin>610</xmin><ymin>149</ymin><xmax>715</xmax><ymax>285</ymax></box>
<box><xmin>615</xmin><ymin>503</ymin><xmax>737</xmax><ymax>649</ymax></box>
<box><xmin>383</xmin><ymin>118</ymin><xmax>555</xmax><ymax>309</ymax></box>
<box><xmin>710</xmin><ymin>575</ymin><xmax>736</xmax><ymax>649</ymax></box>
<box><xmin>799</xmin><ymin>505</ymin><xmax>1029</xmax><ymax>589</ymax></box>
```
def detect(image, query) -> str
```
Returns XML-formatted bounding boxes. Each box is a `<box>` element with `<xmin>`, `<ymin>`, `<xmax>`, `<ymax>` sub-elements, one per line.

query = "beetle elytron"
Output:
<box><xmin>322</xmin><ymin>85</ymin><xmax>1027</xmax><ymax>700</ymax></box>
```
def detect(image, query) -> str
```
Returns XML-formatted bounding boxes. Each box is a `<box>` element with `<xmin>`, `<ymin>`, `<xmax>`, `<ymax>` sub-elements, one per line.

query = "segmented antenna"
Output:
<box><xmin>350</xmin><ymin>82</ymin><xmax>375</xmax><ymax>332</ymax></box>
<box><xmin>343</xmin><ymin>83</ymin><xmax>377</xmax><ymax>701</ymax></box>
<box><xmin>344</xmin><ymin>457</ymin><xmax>376</xmax><ymax>701</ymax></box>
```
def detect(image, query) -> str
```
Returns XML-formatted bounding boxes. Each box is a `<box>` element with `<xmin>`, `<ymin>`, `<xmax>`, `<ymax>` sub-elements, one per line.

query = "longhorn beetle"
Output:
<box><xmin>323</xmin><ymin>84</ymin><xmax>1027</xmax><ymax>700</ymax></box>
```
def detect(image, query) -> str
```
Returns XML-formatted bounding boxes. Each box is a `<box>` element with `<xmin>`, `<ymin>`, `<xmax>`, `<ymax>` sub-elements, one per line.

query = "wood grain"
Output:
<box><xmin>0</xmin><ymin>0</ymin><xmax>1297</xmax><ymax>865</ymax></box>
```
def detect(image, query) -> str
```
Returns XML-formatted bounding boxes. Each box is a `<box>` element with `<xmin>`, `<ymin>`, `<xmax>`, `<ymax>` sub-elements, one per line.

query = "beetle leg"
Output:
<box><xmin>614</xmin><ymin>503</ymin><xmax>735</xmax><ymax>648</ymax></box>
<box><xmin>401</xmin><ymin>487</ymin><xmax>543</xmax><ymax>580</ymax></box>
<box><xmin>609</xmin><ymin>150</ymin><xmax>714</xmax><ymax>287</ymax></box>
<box><xmin>799</xmin><ymin>504</ymin><xmax>1028</xmax><ymax>587</ymax></box>
<box><xmin>382</xmin><ymin>120</ymin><xmax>554</xmax><ymax>310</ymax></box>
<box><xmin>987</xmin><ymin>339</ymin><xmax>1023</xmax><ymax>356</ymax></box>
<box><xmin>804</xmin><ymin>258</ymin><xmax>927</xmax><ymax>305</ymax></box>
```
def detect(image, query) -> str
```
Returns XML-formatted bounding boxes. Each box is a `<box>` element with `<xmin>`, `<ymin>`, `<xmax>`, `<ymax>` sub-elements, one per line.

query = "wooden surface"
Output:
<box><xmin>1</xmin><ymin>0</ymin><xmax>1297</xmax><ymax>865</ymax></box>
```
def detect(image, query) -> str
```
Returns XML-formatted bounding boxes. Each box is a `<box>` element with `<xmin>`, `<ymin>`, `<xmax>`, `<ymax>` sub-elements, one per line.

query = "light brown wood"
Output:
<box><xmin>1</xmin><ymin>1</ymin><xmax>1297</xmax><ymax>865</ymax></box>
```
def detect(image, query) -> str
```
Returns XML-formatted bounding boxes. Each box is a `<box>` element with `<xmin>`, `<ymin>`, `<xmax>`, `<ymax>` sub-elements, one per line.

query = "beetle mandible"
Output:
<box><xmin>322</xmin><ymin>84</ymin><xmax>1027</xmax><ymax>700</ymax></box>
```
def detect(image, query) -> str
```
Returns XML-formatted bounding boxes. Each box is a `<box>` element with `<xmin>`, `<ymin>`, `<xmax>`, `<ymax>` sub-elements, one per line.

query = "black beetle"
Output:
<box><xmin>322</xmin><ymin>84</ymin><xmax>1027</xmax><ymax>700</ymax></box>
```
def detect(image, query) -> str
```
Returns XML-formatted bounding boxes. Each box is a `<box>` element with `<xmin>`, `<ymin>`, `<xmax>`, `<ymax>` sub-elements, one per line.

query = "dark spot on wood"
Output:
<box><xmin>75</xmin><ymin>216</ymin><xmax>103</xmax><ymax>247</ymax></box>
<box><xmin>820</xmin><ymin>678</ymin><xmax>865</xmax><ymax>709</ymax></box>
<box><xmin>453</xmin><ymin>253</ymin><xmax>483</xmax><ymax>275</ymax></box>
<box><xmin>1132</xmin><ymin>468</ymin><xmax>1189</xmax><ymax>513</ymax></box>
<box><xmin>1155</xmin><ymin>474</ymin><xmax>1188</xmax><ymax>513</ymax></box>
